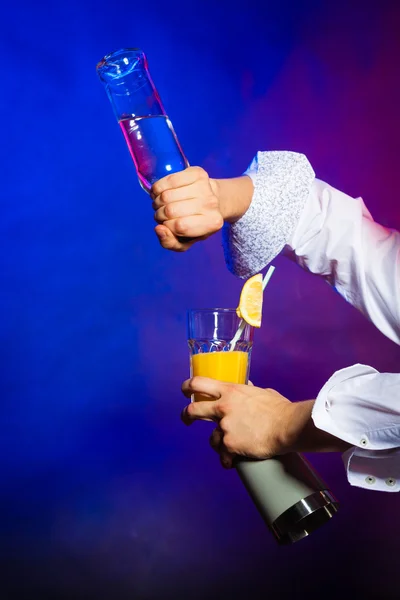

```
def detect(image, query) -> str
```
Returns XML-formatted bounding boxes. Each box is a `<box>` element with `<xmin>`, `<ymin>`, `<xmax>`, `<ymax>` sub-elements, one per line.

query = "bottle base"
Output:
<box><xmin>270</xmin><ymin>489</ymin><xmax>339</xmax><ymax>545</ymax></box>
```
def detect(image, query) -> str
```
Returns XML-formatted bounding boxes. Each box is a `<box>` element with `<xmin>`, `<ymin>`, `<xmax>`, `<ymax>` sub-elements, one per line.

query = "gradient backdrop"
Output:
<box><xmin>1</xmin><ymin>0</ymin><xmax>400</xmax><ymax>598</ymax></box>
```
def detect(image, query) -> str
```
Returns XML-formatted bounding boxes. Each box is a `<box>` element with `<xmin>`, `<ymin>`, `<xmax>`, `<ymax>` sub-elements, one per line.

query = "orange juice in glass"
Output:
<box><xmin>187</xmin><ymin>309</ymin><xmax>254</xmax><ymax>402</ymax></box>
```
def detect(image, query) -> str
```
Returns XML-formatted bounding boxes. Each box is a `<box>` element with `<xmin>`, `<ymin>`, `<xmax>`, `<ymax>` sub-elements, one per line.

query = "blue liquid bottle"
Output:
<box><xmin>97</xmin><ymin>48</ymin><xmax>189</xmax><ymax>193</ymax></box>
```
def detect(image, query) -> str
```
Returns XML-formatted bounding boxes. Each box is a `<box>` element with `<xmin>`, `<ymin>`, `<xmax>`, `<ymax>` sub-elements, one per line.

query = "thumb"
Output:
<box><xmin>155</xmin><ymin>225</ymin><xmax>186</xmax><ymax>252</ymax></box>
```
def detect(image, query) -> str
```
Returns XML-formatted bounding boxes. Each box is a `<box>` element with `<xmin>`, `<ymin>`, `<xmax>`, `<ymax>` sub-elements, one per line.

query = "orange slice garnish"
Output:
<box><xmin>236</xmin><ymin>273</ymin><xmax>263</xmax><ymax>328</ymax></box>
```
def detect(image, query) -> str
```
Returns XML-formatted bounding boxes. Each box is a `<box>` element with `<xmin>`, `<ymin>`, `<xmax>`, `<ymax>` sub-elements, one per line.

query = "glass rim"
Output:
<box><xmin>96</xmin><ymin>48</ymin><xmax>146</xmax><ymax>75</ymax></box>
<box><xmin>187</xmin><ymin>308</ymin><xmax>238</xmax><ymax>314</ymax></box>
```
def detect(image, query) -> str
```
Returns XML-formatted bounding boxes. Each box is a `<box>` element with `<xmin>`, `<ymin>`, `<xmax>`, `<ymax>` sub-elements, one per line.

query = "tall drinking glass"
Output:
<box><xmin>187</xmin><ymin>308</ymin><xmax>339</xmax><ymax>545</ymax></box>
<box><xmin>188</xmin><ymin>309</ymin><xmax>253</xmax><ymax>402</ymax></box>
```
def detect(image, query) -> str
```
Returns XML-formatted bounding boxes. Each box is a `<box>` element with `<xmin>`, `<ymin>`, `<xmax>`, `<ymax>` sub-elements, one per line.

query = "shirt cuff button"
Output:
<box><xmin>385</xmin><ymin>478</ymin><xmax>396</xmax><ymax>487</ymax></box>
<box><xmin>365</xmin><ymin>476</ymin><xmax>375</xmax><ymax>485</ymax></box>
<box><xmin>360</xmin><ymin>437</ymin><xmax>368</xmax><ymax>447</ymax></box>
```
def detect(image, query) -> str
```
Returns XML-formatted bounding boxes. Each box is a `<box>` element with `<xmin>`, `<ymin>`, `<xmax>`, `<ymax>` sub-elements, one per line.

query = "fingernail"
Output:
<box><xmin>157</xmin><ymin>230</ymin><xmax>167</xmax><ymax>239</ymax></box>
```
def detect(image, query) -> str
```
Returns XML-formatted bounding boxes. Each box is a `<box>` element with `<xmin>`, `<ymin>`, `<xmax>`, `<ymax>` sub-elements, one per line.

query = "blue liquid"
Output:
<box><xmin>119</xmin><ymin>115</ymin><xmax>188</xmax><ymax>192</ymax></box>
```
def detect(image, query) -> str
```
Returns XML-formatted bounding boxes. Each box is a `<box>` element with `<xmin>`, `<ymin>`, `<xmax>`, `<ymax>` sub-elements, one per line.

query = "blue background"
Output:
<box><xmin>1</xmin><ymin>1</ymin><xmax>400</xmax><ymax>598</ymax></box>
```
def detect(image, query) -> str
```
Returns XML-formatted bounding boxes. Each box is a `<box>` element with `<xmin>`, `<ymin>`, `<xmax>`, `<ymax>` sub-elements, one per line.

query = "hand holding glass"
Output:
<box><xmin>187</xmin><ymin>308</ymin><xmax>339</xmax><ymax>545</ymax></box>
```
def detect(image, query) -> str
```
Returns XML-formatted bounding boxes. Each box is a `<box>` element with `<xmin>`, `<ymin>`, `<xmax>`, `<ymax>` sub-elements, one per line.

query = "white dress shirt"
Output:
<box><xmin>222</xmin><ymin>151</ymin><xmax>400</xmax><ymax>492</ymax></box>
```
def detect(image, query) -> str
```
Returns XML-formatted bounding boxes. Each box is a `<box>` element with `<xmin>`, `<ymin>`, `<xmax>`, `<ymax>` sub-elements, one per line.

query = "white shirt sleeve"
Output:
<box><xmin>313</xmin><ymin>364</ymin><xmax>400</xmax><ymax>492</ymax></box>
<box><xmin>222</xmin><ymin>151</ymin><xmax>400</xmax><ymax>492</ymax></box>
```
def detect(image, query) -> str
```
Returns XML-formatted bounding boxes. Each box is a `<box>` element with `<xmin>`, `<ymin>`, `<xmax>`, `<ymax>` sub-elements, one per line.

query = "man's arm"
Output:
<box><xmin>180</xmin><ymin>378</ymin><xmax>350</xmax><ymax>459</ymax></box>
<box><xmin>222</xmin><ymin>151</ymin><xmax>400</xmax><ymax>492</ymax></box>
<box><xmin>225</xmin><ymin>152</ymin><xmax>400</xmax><ymax>344</ymax></box>
<box><xmin>152</xmin><ymin>151</ymin><xmax>400</xmax><ymax>339</ymax></box>
<box><xmin>181</xmin><ymin>376</ymin><xmax>400</xmax><ymax>492</ymax></box>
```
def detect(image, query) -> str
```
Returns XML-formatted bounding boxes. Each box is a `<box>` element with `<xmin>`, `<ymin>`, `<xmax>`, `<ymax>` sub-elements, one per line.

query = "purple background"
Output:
<box><xmin>1</xmin><ymin>1</ymin><xmax>400</xmax><ymax>598</ymax></box>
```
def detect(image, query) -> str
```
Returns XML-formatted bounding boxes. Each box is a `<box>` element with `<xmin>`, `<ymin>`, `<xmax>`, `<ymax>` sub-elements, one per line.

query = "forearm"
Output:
<box><xmin>284</xmin><ymin>400</ymin><xmax>351</xmax><ymax>454</ymax></box>
<box><xmin>212</xmin><ymin>176</ymin><xmax>254</xmax><ymax>224</ymax></box>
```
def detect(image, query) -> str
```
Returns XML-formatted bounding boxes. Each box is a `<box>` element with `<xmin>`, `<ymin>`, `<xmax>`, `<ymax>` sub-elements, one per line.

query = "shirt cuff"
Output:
<box><xmin>222</xmin><ymin>151</ymin><xmax>315</xmax><ymax>278</ymax></box>
<box><xmin>313</xmin><ymin>364</ymin><xmax>400</xmax><ymax>492</ymax></box>
<box><xmin>312</xmin><ymin>364</ymin><xmax>378</xmax><ymax>447</ymax></box>
<box><xmin>312</xmin><ymin>363</ymin><xmax>399</xmax><ymax>449</ymax></box>
<box><xmin>342</xmin><ymin>446</ymin><xmax>400</xmax><ymax>492</ymax></box>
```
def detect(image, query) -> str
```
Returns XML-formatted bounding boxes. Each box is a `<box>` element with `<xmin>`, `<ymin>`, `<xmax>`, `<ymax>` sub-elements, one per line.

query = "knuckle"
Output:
<box><xmin>174</xmin><ymin>218</ymin><xmax>188</xmax><ymax>236</ymax></box>
<box><xmin>151</xmin><ymin>182</ymin><xmax>161</xmax><ymax>196</ymax></box>
<box><xmin>164</xmin><ymin>203</ymin><xmax>175</xmax><ymax>220</ymax></box>
<box><xmin>190</xmin><ymin>376</ymin><xmax>201</xmax><ymax>388</ymax></box>
<box><xmin>186</xmin><ymin>402</ymin><xmax>196</xmax><ymax>417</ymax></box>
<box><xmin>213</xmin><ymin>213</ymin><xmax>224</xmax><ymax>231</ymax></box>
<box><xmin>167</xmin><ymin>173</ymin><xmax>181</xmax><ymax>188</ymax></box>
<box><xmin>223</xmin><ymin>382</ymin><xmax>236</xmax><ymax>395</ymax></box>
<box><xmin>219</xmin><ymin>394</ymin><xmax>234</xmax><ymax>414</ymax></box>
<box><xmin>160</xmin><ymin>190</ymin><xmax>172</xmax><ymax>205</ymax></box>
<box><xmin>220</xmin><ymin>415</ymin><xmax>230</xmax><ymax>431</ymax></box>
<box><xmin>154</xmin><ymin>210</ymin><xmax>162</xmax><ymax>223</ymax></box>
<box><xmin>264</xmin><ymin>387</ymin><xmax>276</xmax><ymax>396</ymax></box>
<box><xmin>217</xmin><ymin>400</ymin><xmax>228</xmax><ymax>416</ymax></box>
<box><xmin>223</xmin><ymin>434</ymin><xmax>235</xmax><ymax>453</ymax></box>
<box><xmin>192</xmin><ymin>166</ymin><xmax>206</xmax><ymax>178</ymax></box>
